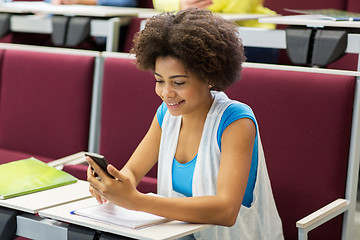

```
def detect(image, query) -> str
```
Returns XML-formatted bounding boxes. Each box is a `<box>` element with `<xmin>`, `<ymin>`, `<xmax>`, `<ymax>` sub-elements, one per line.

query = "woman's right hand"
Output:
<box><xmin>180</xmin><ymin>0</ymin><xmax>213</xmax><ymax>10</ymax></box>
<box><xmin>87</xmin><ymin>162</ymin><xmax>107</xmax><ymax>204</ymax></box>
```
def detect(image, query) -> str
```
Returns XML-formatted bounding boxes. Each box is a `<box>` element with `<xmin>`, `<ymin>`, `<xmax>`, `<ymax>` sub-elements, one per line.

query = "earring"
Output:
<box><xmin>208</xmin><ymin>84</ymin><xmax>213</xmax><ymax>88</ymax></box>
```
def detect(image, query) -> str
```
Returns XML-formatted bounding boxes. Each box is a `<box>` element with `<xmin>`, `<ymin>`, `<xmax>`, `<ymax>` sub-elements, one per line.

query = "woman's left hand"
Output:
<box><xmin>86</xmin><ymin>157</ymin><xmax>141</xmax><ymax>210</ymax></box>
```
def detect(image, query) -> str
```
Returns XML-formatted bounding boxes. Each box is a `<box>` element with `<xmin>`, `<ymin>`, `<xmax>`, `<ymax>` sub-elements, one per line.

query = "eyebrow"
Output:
<box><xmin>154</xmin><ymin>72</ymin><xmax>189</xmax><ymax>79</ymax></box>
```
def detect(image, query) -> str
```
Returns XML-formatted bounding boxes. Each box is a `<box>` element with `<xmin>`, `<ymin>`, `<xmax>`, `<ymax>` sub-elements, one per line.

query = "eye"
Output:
<box><xmin>174</xmin><ymin>81</ymin><xmax>185</xmax><ymax>86</ymax></box>
<box><xmin>155</xmin><ymin>79</ymin><xmax>164</xmax><ymax>84</ymax></box>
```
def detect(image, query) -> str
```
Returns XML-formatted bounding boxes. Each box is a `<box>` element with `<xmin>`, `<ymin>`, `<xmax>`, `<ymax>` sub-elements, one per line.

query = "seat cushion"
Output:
<box><xmin>0</xmin><ymin>148</ymin><xmax>53</xmax><ymax>165</ymax></box>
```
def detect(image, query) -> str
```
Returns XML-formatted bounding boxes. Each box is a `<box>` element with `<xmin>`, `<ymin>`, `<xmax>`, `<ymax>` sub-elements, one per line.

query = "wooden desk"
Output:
<box><xmin>39</xmin><ymin>198</ymin><xmax>211</xmax><ymax>240</ymax></box>
<box><xmin>0</xmin><ymin>180</ymin><xmax>91</xmax><ymax>214</ymax></box>
<box><xmin>0</xmin><ymin>177</ymin><xmax>210</xmax><ymax>240</ymax></box>
<box><xmin>138</xmin><ymin>10</ymin><xmax>274</xmax><ymax>21</ymax></box>
<box><xmin>0</xmin><ymin>2</ymin><xmax>154</xmax><ymax>51</ymax></box>
<box><xmin>0</xmin><ymin>180</ymin><xmax>91</xmax><ymax>240</ymax></box>
<box><xmin>259</xmin><ymin>15</ymin><xmax>360</xmax><ymax>28</ymax></box>
<box><xmin>0</xmin><ymin>2</ymin><xmax>153</xmax><ymax>17</ymax></box>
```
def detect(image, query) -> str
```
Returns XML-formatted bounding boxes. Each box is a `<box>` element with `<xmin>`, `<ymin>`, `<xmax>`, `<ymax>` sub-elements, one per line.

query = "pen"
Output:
<box><xmin>335</xmin><ymin>17</ymin><xmax>360</xmax><ymax>21</ymax></box>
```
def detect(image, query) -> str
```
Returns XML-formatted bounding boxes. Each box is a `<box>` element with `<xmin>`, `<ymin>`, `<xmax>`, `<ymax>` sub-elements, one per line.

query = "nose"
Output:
<box><xmin>159</xmin><ymin>83</ymin><xmax>176</xmax><ymax>99</ymax></box>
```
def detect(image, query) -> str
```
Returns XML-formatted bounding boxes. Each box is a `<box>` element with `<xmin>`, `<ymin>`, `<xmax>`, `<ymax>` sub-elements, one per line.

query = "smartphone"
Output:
<box><xmin>84</xmin><ymin>152</ymin><xmax>115</xmax><ymax>179</ymax></box>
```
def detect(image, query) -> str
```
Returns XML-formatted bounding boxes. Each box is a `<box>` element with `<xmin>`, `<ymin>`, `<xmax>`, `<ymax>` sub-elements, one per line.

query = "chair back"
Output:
<box><xmin>225</xmin><ymin>65</ymin><xmax>356</xmax><ymax>239</ymax></box>
<box><xmin>100</xmin><ymin>55</ymin><xmax>161</xmax><ymax>182</ymax></box>
<box><xmin>0</xmin><ymin>47</ymin><xmax>95</xmax><ymax>163</ymax></box>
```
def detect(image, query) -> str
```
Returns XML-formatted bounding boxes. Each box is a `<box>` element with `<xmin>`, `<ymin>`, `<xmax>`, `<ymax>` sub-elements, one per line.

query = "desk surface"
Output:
<box><xmin>259</xmin><ymin>15</ymin><xmax>360</xmax><ymax>28</ymax></box>
<box><xmin>0</xmin><ymin>1</ymin><xmax>153</xmax><ymax>17</ymax></box>
<box><xmin>138</xmin><ymin>10</ymin><xmax>275</xmax><ymax>21</ymax></box>
<box><xmin>39</xmin><ymin>197</ymin><xmax>211</xmax><ymax>240</ymax></box>
<box><xmin>0</xmin><ymin>180</ymin><xmax>91</xmax><ymax>214</ymax></box>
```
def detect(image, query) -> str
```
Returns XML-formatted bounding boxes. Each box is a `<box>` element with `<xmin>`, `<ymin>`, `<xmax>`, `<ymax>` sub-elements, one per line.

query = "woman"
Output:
<box><xmin>87</xmin><ymin>9</ymin><xmax>284</xmax><ymax>239</ymax></box>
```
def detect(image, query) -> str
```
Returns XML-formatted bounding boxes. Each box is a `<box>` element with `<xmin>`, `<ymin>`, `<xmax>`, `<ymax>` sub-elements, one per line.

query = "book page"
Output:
<box><xmin>71</xmin><ymin>202</ymin><xmax>170</xmax><ymax>229</ymax></box>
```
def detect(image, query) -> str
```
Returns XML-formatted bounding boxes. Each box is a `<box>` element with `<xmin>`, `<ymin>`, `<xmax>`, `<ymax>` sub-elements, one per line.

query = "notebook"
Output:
<box><xmin>71</xmin><ymin>201</ymin><xmax>170</xmax><ymax>229</ymax></box>
<box><xmin>0</xmin><ymin>157</ymin><xmax>77</xmax><ymax>199</ymax></box>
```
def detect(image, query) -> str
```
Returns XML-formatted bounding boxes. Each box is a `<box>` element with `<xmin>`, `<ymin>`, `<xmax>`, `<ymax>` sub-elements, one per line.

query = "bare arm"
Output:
<box><xmin>52</xmin><ymin>0</ymin><xmax>97</xmax><ymax>5</ymax></box>
<box><xmin>180</xmin><ymin>0</ymin><xmax>213</xmax><ymax>9</ymax></box>
<box><xmin>153</xmin><ymin>0</ymin><xmax>213</xmax><ymax>12</ymax></box>
<box><xmin>87</xmin><ymin>117</ymin><xmax>255</xmax><ymax>226</ymax></box>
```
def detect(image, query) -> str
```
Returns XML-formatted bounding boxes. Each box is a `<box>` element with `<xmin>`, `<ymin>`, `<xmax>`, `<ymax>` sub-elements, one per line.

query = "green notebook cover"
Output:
<box><xmin>0</xmin><ymin>157</ymin><xmax>78</xmax><ymax>199</ymax></box>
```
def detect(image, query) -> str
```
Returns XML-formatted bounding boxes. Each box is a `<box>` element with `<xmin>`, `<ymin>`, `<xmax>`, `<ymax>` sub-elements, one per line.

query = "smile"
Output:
<box><xmin>167</xmin><ymin>100</ymin><xmax>185</xmax><ymax>106</ymax></box>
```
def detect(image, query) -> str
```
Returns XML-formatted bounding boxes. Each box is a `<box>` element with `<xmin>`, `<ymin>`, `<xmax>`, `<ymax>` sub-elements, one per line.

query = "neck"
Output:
<box><xmin>182</xmin><ymin>92</ymin><xmax>214</xmax><ymax>128</ymax></box>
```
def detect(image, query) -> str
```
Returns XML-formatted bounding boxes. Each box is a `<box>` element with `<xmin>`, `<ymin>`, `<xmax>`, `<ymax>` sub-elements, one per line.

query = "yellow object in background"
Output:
<box><xmin>152</xmin><ymin>0</ymin><xmax>277</xmax><ymax>29</ymax></box>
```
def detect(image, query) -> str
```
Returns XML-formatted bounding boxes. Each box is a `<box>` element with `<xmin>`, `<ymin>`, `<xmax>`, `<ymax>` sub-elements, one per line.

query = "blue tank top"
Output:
<box><xmin>157</xmin><ymin>101</ymin><xmax>258</xmax><ymax>207</ymax></box>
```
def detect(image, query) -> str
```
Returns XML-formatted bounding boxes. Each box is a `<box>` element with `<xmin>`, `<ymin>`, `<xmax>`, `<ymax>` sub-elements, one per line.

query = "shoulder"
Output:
<box><xmin>225</xmin><ymin>102</ymin><xmax>254</xmax><ymax>117</ymax></box>
<box><xmin>222</xmin><ymin>102</ymin><xmax>256</xmax><ymax>127</ymax></box>
<box><xmin>216</xmin><ymin>101</ymin><xmax>257</xmax><ymax>148</ymax></box>
<box><xmin>156</xmin><ymin>102</ymin><xmax>168</xmax><ymax>128</ymax></box>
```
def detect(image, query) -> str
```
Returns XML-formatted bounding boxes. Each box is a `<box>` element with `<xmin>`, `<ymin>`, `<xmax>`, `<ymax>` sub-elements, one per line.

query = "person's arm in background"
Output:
<box><xmin>45</xmin><ymin>0</ymin><xmax>138</xmax><ymax>7</ymax></box>
<box><xmin>97</xmin><ymin>0</ymin><xmax>138</xmax><ymax>7</ymax></box>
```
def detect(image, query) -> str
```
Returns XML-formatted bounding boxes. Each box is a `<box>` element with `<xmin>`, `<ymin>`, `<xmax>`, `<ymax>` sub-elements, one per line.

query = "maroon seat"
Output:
<box><xmin>138</xmin><ymin>0</ymin><xmax>153</xmax><ymax>8</ymax></box>
<box><xmin>226</xmin><ymin>65</ymin><xmax>355</xmax><ymax>240</ymax></box>
<box><xmin>122</xmin><ymin>17</ymin><xmax>146</xmax><ymax>53</ymax></box>
<box><xmin>64</xmin><ymin>55</ymin><xmax>160</xmax><ymax>193</ymax></box>
<box><xmin>0</xmin><ymin>48</ymin><xmax>95</xmax><ymax>164</ymax></box>
<box><xmin>347</xmin><ymin>0</ymin><xmax>360</xmax><ymax>13</ymax></box>
<box><xmin>100</xmin><ymin>56</ymin><xmax>160</xmax><ymax>192</ymax></box>
<box><xmin>120</xmin><ymin>0</ymin><xmax>153</xmax><ymax>52</ymax></box>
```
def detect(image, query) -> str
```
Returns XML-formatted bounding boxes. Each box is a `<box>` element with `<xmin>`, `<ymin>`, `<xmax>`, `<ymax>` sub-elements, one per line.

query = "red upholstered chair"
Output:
<box><xmin>121</xmin><ymin>0</ymin><xmax>153</xmax><ymax>52</ymax></box>
<box><xmin>64</xmin><ymin>53</ymin><xmax>160</xmax><ymax>193</ymax></box>
<box><xmin>226</xmin><ymin>63</ymin><xmax>359</xmax><ymax>240</ymax></box>
<box><xmin>0</xmin><ymin>45</ymin><xmax>96</xmax><ymax>164</ymax></box>
<box><xmin>122</xmin><ymin>17</ymin><xmax>145</xmax><ymax>53</ymax></box>
<box><xmin>99</xmin><ymin>54</ymin><xmax>160</xmax><ymax>193</ymax></box>
<box><xmin>138</xmin><ymin>0</ymin><xmax>153</xmax><ymax>8</ymax></box>
<box><xmin>347</xmin><ymin>0</ymin><xmax>360</xmax><ymax>13</ymax></box>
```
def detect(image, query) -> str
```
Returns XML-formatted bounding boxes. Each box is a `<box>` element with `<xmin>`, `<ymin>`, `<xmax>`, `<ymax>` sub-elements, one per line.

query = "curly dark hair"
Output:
<box><xmin>130</xmin><ymin>8</ymin><xmax>246</xmax><ymax>90</ymax></box>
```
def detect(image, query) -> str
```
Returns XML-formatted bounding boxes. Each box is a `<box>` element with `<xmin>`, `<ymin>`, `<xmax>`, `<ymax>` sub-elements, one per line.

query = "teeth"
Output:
<box><xmin>168</xmin><ymin>102</ymin><xmax>178</xmax><ymax>106</ymax></box>
<box><xmin>168</xmin><ymin>101</ymin><xmax>182</xmax><ymax>106</ymax></box>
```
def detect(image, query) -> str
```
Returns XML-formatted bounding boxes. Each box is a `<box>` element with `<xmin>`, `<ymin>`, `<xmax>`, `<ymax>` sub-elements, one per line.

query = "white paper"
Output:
<box><xmin>71</xmin><ymin>202</ymin><xmax>170</xmax><ymax>229</ymax></box>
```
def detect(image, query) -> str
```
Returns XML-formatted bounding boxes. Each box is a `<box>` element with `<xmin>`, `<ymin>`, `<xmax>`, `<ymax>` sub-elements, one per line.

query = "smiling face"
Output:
<box><xmin>154</xmin><ymin>56</ymin><xmax>213</xmax><ymax>118</ymax></box>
